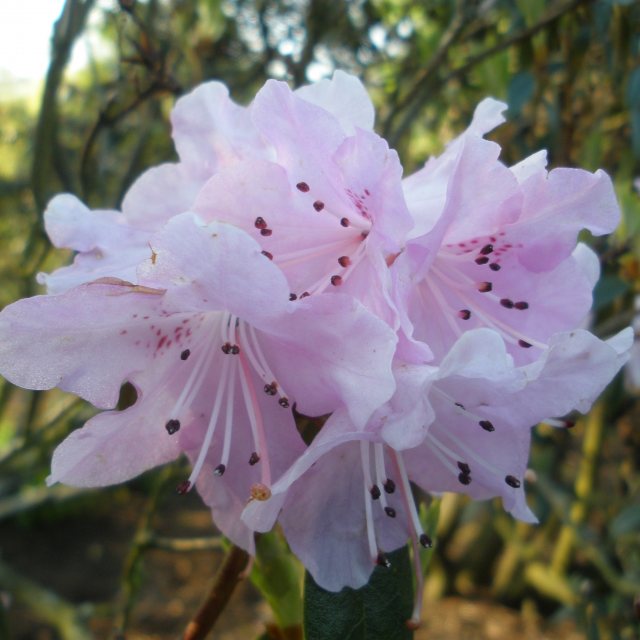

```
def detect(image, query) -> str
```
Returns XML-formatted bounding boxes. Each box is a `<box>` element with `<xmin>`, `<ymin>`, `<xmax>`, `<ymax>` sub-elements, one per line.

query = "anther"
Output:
<box><xmin>338</xmin><ymin>256</ymin><xmax>351</xmax><ymax>268</ymax></box>
<box><xmin>296</xmin><ymin>182</ymin><xmax>310</xmax><ymax>192</ymax></box>
<box><xmin>214</xmin><ymin>464</ymin><xmax>226</xmax><ymax>476</ymax></box>
<box><xmin>165</xmin><ymin>419</ymin><xmax>181</xmax><ymax>435</ymax></box>
<box><xmin>500</xmin><ymin>298</ymin><xmax>514</xmax><ymax>309</ymax></box>
<box><xmin>254</xmin><ymin>216</ymin><xmax>267</xmax><ymax>229</ymax></box>
<box><xmin>340</xmin><ymin>217</ymin><xmax>350</xmax><ymax>227</ymax></box>
<box><xmin>370</xmin><ymin>485</ymin><xmax>381</xmax><ymax>500</ymax></box>
<box><xmin>300</xmin><ymin>292</ymin><xmax>310</xmax><ymax>298</ymax></box>
<box><xmin>514</xmin><ymin>301</ymin><xmax>529</xmax><ymax>310</ymax></box>
<box><xmin>384</xmin><ymin>507</ymin><xmax>397</xmax><ymax>518</ymax></box>
<box><xmin>518</xmin><ymin>340</ymin><xmax>532</xmax><ymax>348</ymax></box>
<box><xmin>231</xmin><ymin>345</ymin><xmax>240</xmax><ymax>355</ymax></box>
<box><xmin>261</xmin><ymin>250</ymin><xmax>273</xmax><ymax>260</ymax></box>
<box><xmin>458</xmin><ymin>309</ymin><xmax>471</xmax><ymax>320</ymax></box>
<box><xmin>221</xmin><ymin>342</ymin><xmax>232</xmax><ymax>354</ymax></box>
<box><xmin>480</xmin><ymin>244</ymin><xmax>494</xmax><ymax>255</ymax></box>
<box><xmin>260</xmin><ymin>228</ymin><xmax>273</xmax><ymax>237</ymax></box>
<box><xmin>479</xmin><ymin>420</ymin><xmax>495</xmax><ymax>432</ymax></box>
<box><xmin>289</xmin><ymin>293</ymin><xmax>298</xmax><ymax>301</ymax></box>
<box><xmin>278</xmin><ymin>397</ymin><xmax>290</xmax><ymax>408</ymax></box>
<box><xmin>475</xmin><ymin>256</ymin><xmax>489</xmax><ymax>265</ymax></box>
<box><xmin>505</xmin><ymin>475</ymin><xmax>521</xmax><ymax>488</ymax></box>
<box><xmin>250</xmin><ymin>483</ymin><xmax>272</xmax><ymax>501</ymax></box>
<box><xmin>455</xmin><ymin>402</ymin><xmax>465</xmax><ymax>409</ymax></box>
<box><xmin>457</xmin><ymin>461</ymin><xmax>471</xmax><ymax>475</ymax></box>
<box><xmin>176</xmin><ymin>480</ymin><xmax>191</xmax><ymax>494</ymax></box>
<box><xmin>180</xmin><ymin>349</ymin><xmax>191</xmax><ymax>361</ymax></box>
<box><xmin>330</xmin><ymin>275</ymin><xmax>343</xmax><ymax>286</ymax></box>
<box><xmin>477</xmin><ymin>282</ymin><xmax>493</xmax><ymax>292</ymax></box>
<box><xmin>419</xmin><ymin>533</ymin><xmax>433</xmax><ymax>548</ymax></box>
<box><xmin>458</xmin><ymin>472</ymin><xmax>472</xmax><ymax>485</ymax></box>
<box><xmin>263</xmin><ymin>382</ymin><xmax>277</xmax><ymax>396</ymax></box>
<box><xmin>383</xmin><ymin>479</ymin><xmax>396</xmax><ymax>494</ymax></box>
<box><xmin>313</xmin><ymin>200</ymin><xmax>325</xmax><ymax>211</ymax></box>
<box><xmin>249</xmin><ymin>451</ymin><xmax>260</xmax><ymax>466</ymax></box>
<box><xmin>376</xmin><ymin>553</ymin><xmax>391</xmax><ymax>568</ymax></box>
<box><xmin>489</xmin><ymin>263</ymin><xmax>501</xmax><ymax>271</ymax></box>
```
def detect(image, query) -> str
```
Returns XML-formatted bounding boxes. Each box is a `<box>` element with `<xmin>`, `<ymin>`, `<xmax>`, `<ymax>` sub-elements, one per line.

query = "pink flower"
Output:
<box><xmin>192</xmin><ymin>76</ymin><xmax>415</xmax><ymax>337</ymax></box>
<box><xmin>399</xmin><ymin>99</ymin><xmax>620</xmax><ymax>364</ymax></box>
<box><xmin>0</xmin><ymin>214</ymin><xmax>397</xmax><ymax>552</ymax></box>
<box><xmin>243</xmin><ymin>326</ymin><xmax>632</xmax><ymax>621</ymax></box>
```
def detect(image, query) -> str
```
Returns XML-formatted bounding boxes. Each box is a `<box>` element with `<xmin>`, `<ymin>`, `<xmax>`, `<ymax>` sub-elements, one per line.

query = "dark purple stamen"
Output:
<box><xmin>338</xmin><ymin>256</ymin><xmax>351</xmax><ymax>268</ymax></box>
<box><xmin>518</xmin><ymin>340</ymin><xmax>532</xmax><ymax>349</ymax></box>
<box><xmin>514</xmin><ymin>301</ymin><xmax>529</xmax><ymax>310</ymax></box>
<box><xmin>480</xmin><ymin>244</ymin><xmax>494</xmax><ymax>255</ymax></box>
<box><xmin>370</xmin><ymin>485</ymin><xmax>381</xmax><ymax>500</ymax></box>
<box><xmin>477</xmin><ymin>282</ymin><xmax>493</xmax><ymax>293</ymax></box>
<box><xmin>377</xmin><ymin>553</ymin><xmax>391</xmax><ymax>568</ymax></box>
<box><xmin>176</xmin><ymin>480</ymin><xmax>191</xmax><ymax>494</ymax></box>
<box><xmin>221</xmin><ymin>342</ymin><xmax>232</xmax><ymax>354</ymax></box>
<box><xmin>313</xmin><ymin>200</ymin><xmax>325</xmax><ymax>211</ymax></box>
<box><xmin>214</xmin><ymin>464</ymin><xmax>226</xmax><ymax>476</ymax></box>
<box><xmin>289</xmin><ymin>293</ymin><xmax>298</xmax><ymax>301</ymax></box>
<box><xmin>165</xmin><ymin>419</ymin><xmax>181</xmax><ymax>435</ymax></box>
<box><xmin>500</xmin><ymin>298</ymin><xmax>514</xmax><ymax>309</ymax></box>
<box><xmin>505</xmin><ymin>475</ymin><xmax>521</xmax><ymax>488</ymax></box>
<box><xmin>231</xmin><ymin>345</ymin><xmax>240</xmax><ymax>355</ymax></box>
<box><xmin>331</xmin><ymin>275</ymin><xmax>343</xmax><ymax>286</ymax></box>
<box><xmin>249</xmin><ymin>452</ymin><xmax>260</xmax><ymax>466</ymax></box>
<box><xmin>264</xmin><ymin>382</ymin><xmax>277</xmax><ymax>396</ymax></box>
<box><xmin>180</xmin><ymin>349</ymin><xmax>191</xmax><ymax>361</ymax></box>
<box><xmin>340</xmin><ymin>217</ymin><xmax>350</xmax><ymax>227</ymax></box>
<box><xmin>261</xmin><ymin>250</ymin><xmax>273</xmax><ymax>260</ymax></box>
<box><xmin>455</xmin><ymin>402</ymin><xmax>465</xmax><ymax>410</ymax></box>
<box><xmin>260</xmin><ymin>228</ymin><xmax>273</xmax><ymax>237</ymax></box>
<box><xmin>300</xmin><ymin>291</ymin><xmax>310</xmax><ymax>298</ymax></box>
<box><xmin>489</xmin><ymin>263</ymin><xmax>501</xmax><ymax>271</ymax></box>
<box><xmin>475</xmin><ymin>256</ymin><xmax>489</xmax><ymax>265</ymax></box>
<box><xmin>254</xmin><ymin>216</ymin><xmax>267</xmax><ymax>229</ymax></box>
<box><xmin>384</xmin><ymin>507</ymin><xmax>397</xmax><ymax>518</ymax></box>
<box><xmin>278</xmin><ymin>397</ymin><xmax>290</xmax><ymax>408</ymax></box>
<box><xmin>458</xmin><ymin>473</ymin><xmax>472</xmax><ymax>485</ymax></box>
<box><xmin>383</xmin><ymin>479</ymin><xmax>396</xmax><ymax>494</ymax></box>
<box><xmin>458</xmin><ymin>309</ymin><xmax>471</xmax><ymax>320</ymax></box>
<box><xmin>479</xmin><ymin>420</ymin><xmax>495</xmax><ymax>432</ymax></box>
<box><xmin>296</xmin><ymin>182</ymin><xmax>310</xmax><ymax>192</ymax></box>
<box><xmin>419</xmin><ymin>533</ymin><xmax>433</xmax><ymax>548</ymax></box>
<box><xmin>457</xmin><ymin>461</ymin><xmax>471</xmax><ymax>475</ymax></box>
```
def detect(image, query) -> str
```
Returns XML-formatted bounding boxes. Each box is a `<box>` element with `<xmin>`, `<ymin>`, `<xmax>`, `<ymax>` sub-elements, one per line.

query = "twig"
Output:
<box><xmin>183</xmin><ymin>544</ymin><xmax>251</xmax><ymax>640</ymax></box>
<box><xmin>388</xmin><ymin>0</ymin><xmax>590</xmax><ymax>148</ymax></box>
<box><xmin>143</xmin><ymin>535</ymin><xmax>225</xmax><ymax>553</ymax></box>
<box><xmin>31</xmin><ymin>0</ymin><xmax>95</xmax><ymax>211</ymax></box>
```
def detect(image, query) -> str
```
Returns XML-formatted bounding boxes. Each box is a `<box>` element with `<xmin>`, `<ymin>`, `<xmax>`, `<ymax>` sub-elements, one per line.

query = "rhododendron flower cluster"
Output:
<box><xmin>0</xmin><ymin>72</ymin><xmax>631</xmax><ymax>625</ymax></box>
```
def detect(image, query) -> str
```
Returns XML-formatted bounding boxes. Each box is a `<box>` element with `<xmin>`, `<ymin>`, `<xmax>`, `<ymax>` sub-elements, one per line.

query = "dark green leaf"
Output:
<box><xmin>592</xmin><ymin>275</ymin><xmax>630</xmax><ymax>311</ymax></box>
<box><xmin>304</xmin><ymin>546</ymin><xmax>414</xmax><ymax>640</ymax></box>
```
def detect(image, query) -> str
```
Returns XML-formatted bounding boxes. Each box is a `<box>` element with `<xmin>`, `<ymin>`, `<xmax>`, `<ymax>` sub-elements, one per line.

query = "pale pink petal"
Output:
<box><xmin>260</xmin><ymin>293</ymin><xmax>397</xmax><ymax>428</ymax></box>
<box><xmin>0</xmin><ymin>281</ymin><xmax>175</xmax><ymax>409</ymax></box>
<box><xmin>47</xmin><ymin>384</ymin><xmax>180</xmax><ymax>486</ymax></box>
<box><xmin>37</xmin><ymin>194</ymin><xmax>150</xmax><ymax>294</ymax></box>
<box><xmin>295</xmin><ymin>70</ymin><xmax>375</xmax><ymax>135</ymax></box>
<box><xmin>171</xmin><ymin>80</ymin><xmax>269</xmax><ymax>173</ymax></box>
<box><xmin>121</xmin><ymin>163</ymin><xmax>205</xmax><ymax>230</ymax></box>
<box><xmin>139</xmin><ymin>213</ymin><xmax>291</xmax><ymax>323</ymax></box>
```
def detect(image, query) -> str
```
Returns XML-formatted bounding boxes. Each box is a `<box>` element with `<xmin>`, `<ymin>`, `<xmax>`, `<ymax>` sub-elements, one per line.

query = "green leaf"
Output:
<box><xmin>610</xmin><ymin>505</ymin><xmax>640</xmax><ymax>537</ymax></box>
<box><xmin>304</xmin><ymin>546</ymin><xmax>414</xmax><ymax>640</ymax></box>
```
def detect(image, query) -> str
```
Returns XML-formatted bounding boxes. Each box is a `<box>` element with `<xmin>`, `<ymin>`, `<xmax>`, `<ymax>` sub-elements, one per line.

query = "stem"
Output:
<box><xmin>182</xmin><ymin>545</ymin><xmax>250</xmax><ymax>640</ymax></box>
<box><xmin>551</xmin><ymin>403</ymin><xmax>605</xmax><ymax>575</ymax></box>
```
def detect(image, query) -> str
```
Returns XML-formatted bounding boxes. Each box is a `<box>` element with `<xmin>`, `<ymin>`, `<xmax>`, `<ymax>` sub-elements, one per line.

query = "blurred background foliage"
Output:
<box><xmin>0</xmin><ymin>0</ymin><xmax>639</xmax><ymax>638</ymax></box>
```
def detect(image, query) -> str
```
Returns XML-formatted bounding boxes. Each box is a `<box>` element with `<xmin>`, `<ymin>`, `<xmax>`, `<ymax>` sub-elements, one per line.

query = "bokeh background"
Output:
<box><xmin>1</xmin><ymin>0</ymin><xmax>639</xmax><ymax>638</ymax></box>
